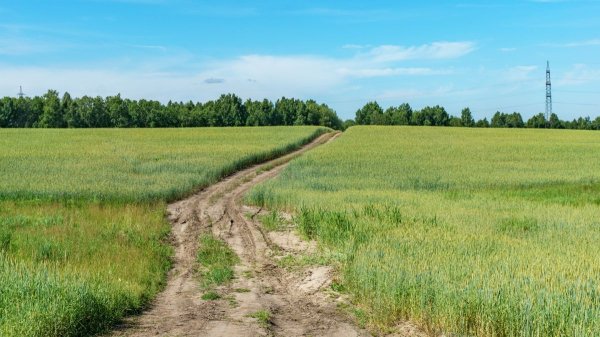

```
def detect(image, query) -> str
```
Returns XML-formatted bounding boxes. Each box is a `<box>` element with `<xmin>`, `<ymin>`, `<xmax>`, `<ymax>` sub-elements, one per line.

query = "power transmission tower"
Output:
<box><xmin>17</xmin><ymin>86</ymin><xmax>26</xmax><ymax>98</ymax></box>
<box><xmin>545</xmin><ymin>61</ymin><xmax>552</xmax><ymax>122</ymax></box>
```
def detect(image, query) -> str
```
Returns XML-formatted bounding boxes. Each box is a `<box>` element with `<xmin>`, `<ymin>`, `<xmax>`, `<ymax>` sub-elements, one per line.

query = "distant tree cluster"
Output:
<box><xmin>351</xmin><ymin>101</ymin><xmax>600</xmax><ymax>130</ymax></box>
<box><xmin>0</xmin><ymin>90</ymin><xmax>343</xmax><ymax>129</ymax></box>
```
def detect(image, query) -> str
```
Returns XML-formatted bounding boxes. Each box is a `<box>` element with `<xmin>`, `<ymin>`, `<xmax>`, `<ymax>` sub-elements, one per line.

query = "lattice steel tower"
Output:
<box><xmin>545</xmin><ymin>61</ymin><xmax>552</xmax><ymax>121</ymax></box>
<box><xmin>17</xmin><ymin>86</ymin><xmax>25</xmax><ymax>98</ymax></box>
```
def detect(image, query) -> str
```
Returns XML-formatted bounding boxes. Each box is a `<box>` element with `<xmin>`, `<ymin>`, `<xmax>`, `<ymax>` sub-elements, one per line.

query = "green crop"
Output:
<box><xmin>0</xmin><ymin>126</ymin><xmax>326</xmax><ymax>336</ymax></box>
<box><xmin>248</xmin><ymin>126</ymin><xmax>600</xmax><ymax>336</ymax></box>
<box><xmin>0</xmin><ymin>127</ymin><xmax>326</xmax><ymax>202</ymax></box>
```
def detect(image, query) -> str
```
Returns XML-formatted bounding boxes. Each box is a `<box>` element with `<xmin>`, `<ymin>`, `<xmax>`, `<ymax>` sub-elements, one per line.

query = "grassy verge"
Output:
<box><xmin>247</xmin><ymin>126</ymin><xmax>600</xmax><ymax>336</ymax></box>
<box><xmin>0</xmin><ymin>201</ymin><xmax>171</xmax><ymax>336</ymax></box>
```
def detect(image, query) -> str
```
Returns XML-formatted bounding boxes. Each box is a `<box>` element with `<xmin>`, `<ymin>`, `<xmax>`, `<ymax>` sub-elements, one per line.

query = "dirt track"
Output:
<box><xmin>109</xmin><ymin>132</ymin><xmax>372</xmax><ymax>337</ymax></box>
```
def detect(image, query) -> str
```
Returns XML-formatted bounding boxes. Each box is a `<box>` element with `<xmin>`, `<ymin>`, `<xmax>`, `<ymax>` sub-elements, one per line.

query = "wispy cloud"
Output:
<box><xmin>543</xmin><ymin>39</ymin><xmax>600</xmax><ymax>48</ymax></box>
<box><xmin>505</xmin><ymin>65</ymin><xmax>538</xmax><ymax>81</ymax></box>
<box><xmin>338</xmin><ymin>67</ymin><xmax>452</xmax><ymax>78</ymax></box>
<box><xmin>291</xmin><ymin>7</ymin><xmax>388</xmax><ymax>18</ymax></box>
<box><xmin>342</xmin><ymin>44</ymin><xmax>371</xmax><ymax>50</ymax></box>
<box><xmin>376</xmin><ymin>86</ymin><xmax>463</xmax><ymax>101</ymax></box>
<box><xmin>529</xmin><ymin>0</ymin><xmax>567</xmax><ymax>3</ymax></box>
<box><xmin>0</xmin><ymin>40</ymin><xmax>475</xmax><ymax>112</ymax></box>
<box><xmin>0</xmin><ymin>65</ymin><xmax>203</xmax><ymax>102</ymax></box>
<box><xmin>556</xmin><ymin>64</ymin><xmax>600</xmax><ymax>86</ymax></box>
<box><xmin>0</xmin><ymin>37</ymin><xmax>61</xmax><ymax>55</ymax></box>
<box><xmin>364</xmin><ymin>42</ymin><xmax>476</xmax><ymax>62</ymax></box>
<box><xmin>90</xmin><ymin>0</ymin><xmax>169</xmax><ymax>4</ymax></box>
<box><xmin>129</xmin><ymin>44</ymin><xmax>168</xmax><ymax>52</ymax></box>
<box><xmin>204</xmin><ymin>78</ymin><xmax>225</xmax><ymax>84</ymax></box>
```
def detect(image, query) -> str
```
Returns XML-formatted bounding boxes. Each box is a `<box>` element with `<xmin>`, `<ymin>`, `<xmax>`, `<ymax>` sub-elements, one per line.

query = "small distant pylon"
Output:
<box><xmin>17</xmin><ymin>86</ymin><xmax>26</xmax><ymax>98</ymax></box>
<box><xmin>545</xmin><ymin>61</ymin><xmax>552</xmax><ymax>122</ymax></box>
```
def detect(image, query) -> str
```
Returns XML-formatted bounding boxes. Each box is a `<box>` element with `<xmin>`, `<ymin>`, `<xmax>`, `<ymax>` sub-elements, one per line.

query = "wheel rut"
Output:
<box><xmin>109</xmin><ymin>131</ymin><xmax>370</xmax><ymax>337</ymax></box>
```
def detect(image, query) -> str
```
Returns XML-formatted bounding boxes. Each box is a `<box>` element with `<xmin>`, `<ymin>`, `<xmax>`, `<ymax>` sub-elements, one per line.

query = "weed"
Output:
<box><xmin>197</xmin><ymin>234</ymin><xmax>239</xmax><ymax>287</ymax></box>
<box><xmin>201</xmin><ymin>291</ymin><xmax>221</xmax><ymax>301</ymax></box>
<box><xmin>247</xmin><ymin>310</ymin><xmax>271</xmax><ymax>328</ymax></box>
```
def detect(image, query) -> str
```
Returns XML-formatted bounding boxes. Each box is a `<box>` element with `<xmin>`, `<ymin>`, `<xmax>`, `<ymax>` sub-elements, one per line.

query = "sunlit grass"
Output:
<box><xmin>0</xmin><ymin>126</ymin><xmax>326</xmax><ymax>336</ymax></box>
<box><xmin>0</xmin><ymin>201</ymin><xmax>171</xmax><ymax>336</ymax></box>
<box><xmin>248</xmin><ymin>126</ymin><xmax>600</xmax><ymax>336</ymax></box>
<box><xmin>0</xmin><ymin>127</ymin><xmax>327</xmax><ymax>202</ymax></box>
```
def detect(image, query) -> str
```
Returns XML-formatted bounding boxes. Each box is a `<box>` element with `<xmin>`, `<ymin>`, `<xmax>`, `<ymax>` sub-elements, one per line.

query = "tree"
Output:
<box><xmin>215</xmin><ymin>94</ymin><xmax>246</xmax><ymax>126</ymax></box>
<box><xmin>449</xmin><ymin>116</ymin><xmax>462</xmax><ymax>127</ymax></box>
<box><xmin>304</xmin><ymin>100</ymin><xmax>323</xmax><ymax>126</ymax></box>
<box><xmin>506</xmin><ymin>112</ymin><xmax>524</xmax><ymax>128</ymax></box>
<box><xmin>0</xmin><ymin>97</ymin><xmax>15</xmax><ymax>127</ymax></box>
<box><xmin>62</xmin><ymin>92</ymin><xmax>81</xmax><ymax>128</ymax></box>
<box><xmin>275</xmin><ymin>97</ymin><xmax>298</xmax><ymax>126</ymax></box>
<box><xmin>370</xmin><ymin>109</ymin><xmax>389</xmax><ymax>125</ymax></box>
<box><xmin>549</xmin><ymin>113</ymin><xmax>563</xmax><ymax>129</ymax></box>
<box><xmin>355</xmin><ymin>101</ymin><xmax>383</xmax><ymax>125</ymax></box>
<box><xmin>526</xmin><ymin>113</ymin><xmax>547</xmax><ymax>128</ymax></box>
<box><xmin>387</xmin><ymin>103</ymin><xmax>412</xmax><ymax>125</ymax></box>
<box><xmin>414</xmin><ymin>105</ymin><xmax>449</xmax><ymax>126</ymax></box>
<box><xmin>106</xmin><ymin>94</ymin><xmax>131</xmax><ymax>127</ymax></box>
<box><xmin>39</xmin><ymin>90</ymin><xmax>64</xmax><ymax>128</ymax></box>
<box><xmin>491</xmin><ymin>111</ymin><xmax>506</xmax><ymax>128</ymax></box>
<box><xmin>317</xmin><ymin>103</ymin><xmax>342</xmax><ymax>129</ymax></box>
<box><xmin>593</xmin><ymin>116</ymin><xmax>600</xmax><ymax>130</ymax></box>
<box><xmin>460</xmin><ymin>107</ymin><xmax>475</xmax><ymax>127</ymax></box>
<box><xmin>342</xmin><ymin>119</ymin><xmax>356</xmax><ymax>130</ymax></box>
<box><xmin>475</xmin><ymin>118</ymin><xmax>490</xmax><ymax>128</ymax></box>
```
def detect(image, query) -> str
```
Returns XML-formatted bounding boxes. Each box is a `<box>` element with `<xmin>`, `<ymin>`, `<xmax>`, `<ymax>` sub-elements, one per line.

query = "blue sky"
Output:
<box><xmin>1</xmin><ymin>0</ymin><xmax>600</xmax><ymax>120</ymax></box>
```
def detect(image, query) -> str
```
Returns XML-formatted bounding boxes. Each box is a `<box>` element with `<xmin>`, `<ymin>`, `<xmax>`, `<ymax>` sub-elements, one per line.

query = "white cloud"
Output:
<box><xmin>342</xmin><ymin>44</ymin><xmax>371</xmax><ymax>49</ymax></box>
<box><xmin>0</xmin><ymin>41</ymin><xmax>474</xmax><ymax>106</ymax></box>
<box><xmin>376</xmin><ymin>86</ymin><xmax>456</xmax><ymax>101</ymax></box>
<box><xmin>0</xmin><ymin>37</ymin><xmax>60</xmax><ymax>55</ymax></box>
<box><xmin>194</xmin><ymin>42</ymin><xmax>471</xmax><ymax>98</ymax></box>
<box><xmin>365</xmin><ymin>41</ymin><xmax>476</xmax><ymax>62</ymax></box>
<box><xmin>338</xmin><ymin>67</ymin><xmax>451</xmax><ymax>77</ymax></box>
<box><xmin>0</xmin><ymin>66</ymin><xmax>205</xmax><ymax>102</ymax></box>
<box><xmin>556</xmin><ymin>64</ymin><xmax>600</xmax><ymax>86</ymax></box>
<box><xmin>198</xmin><ymin>55</ymin><xmax>345</xmax><ymax>98</ymax></box>
<box><xmin>505</xmin><ymin>65</ymin><xmax>538</xmax><ymax>81</ymax></box>
<box><xmin>562</xmin><ymin>39</ymin><xmax>600</xmax><ymax>47</ymax></box>
<box><xmin>543</xmin><ymin>39</ymin><xmax>600</xmax><ymax>48</ymax></box>
<box><xmin>530</xmin><ymin>0</ymin><xmax>567</xmax><ymax>3</ymax></box>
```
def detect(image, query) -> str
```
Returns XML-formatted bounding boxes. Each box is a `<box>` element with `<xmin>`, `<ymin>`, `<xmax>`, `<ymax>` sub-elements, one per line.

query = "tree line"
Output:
<box><xmin>3</xmin><ymin>91</ymin><xmax>600</xmax><ymax>131</ymax></box>
<box><xmin>348</xmin><ymin>101</ymin><xmax>600</xmax><ymax>130</ymax></box>
<box><xmin>0</xmin><ymin>90</ymin><xmax>343</xmax><ymax>129</ymax></box>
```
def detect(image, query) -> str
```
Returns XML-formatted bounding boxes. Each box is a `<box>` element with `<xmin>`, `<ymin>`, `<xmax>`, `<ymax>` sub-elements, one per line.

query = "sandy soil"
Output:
<box><xmin>108</xmin><ymin>132</ymin><xmax>377</xmax><ymax>337</ymax></box>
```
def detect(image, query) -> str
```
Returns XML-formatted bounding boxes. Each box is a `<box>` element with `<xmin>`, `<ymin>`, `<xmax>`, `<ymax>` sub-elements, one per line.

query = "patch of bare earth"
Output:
<box><xmin>109</xmin><ymin>131</ymin><xmax>428</xmax><ymax>337</ymax></box>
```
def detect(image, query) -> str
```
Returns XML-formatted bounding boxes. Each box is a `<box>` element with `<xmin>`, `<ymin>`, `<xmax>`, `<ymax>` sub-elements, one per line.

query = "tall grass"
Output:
<box><xmin>0</xmin><ymin>126</ymin><xmax>327</xmax><ymax>202</ymax></box>
<box><xmin>0</xmin><ymin>201</ymin><xmax>171</xmax><ymax>336</ymax></box>
<box><xmin>247</xmin><ymin>126</ymin><xmax>600</xmax><ymax>336</ymax></box>
<box><xmin>0</xmin><ymin>126</ymin><xmax>326</xmax><ymax>336</ymax></box>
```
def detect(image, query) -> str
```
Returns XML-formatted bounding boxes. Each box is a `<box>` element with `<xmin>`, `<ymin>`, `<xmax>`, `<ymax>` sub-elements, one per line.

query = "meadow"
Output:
<box><xmin>248</xmin><ymin>126</ymin><xmax>600</xmax><ymax>336</ymax></box>
<box><xmin>0</xmin><ymin>126</ymin><xmax>326</xmax><ymax>336</ymax></box>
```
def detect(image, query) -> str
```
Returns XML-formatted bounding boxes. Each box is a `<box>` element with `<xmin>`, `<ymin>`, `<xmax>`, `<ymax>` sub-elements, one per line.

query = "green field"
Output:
<box><xmin>0</xmin><ymin>126</ymin><xmax>326</xmax><ymax>336</ymax></box>
<box><xmin>248</xmin><ymin>126</ymin><xmax>600</xmax><ymax>336</ymax></box>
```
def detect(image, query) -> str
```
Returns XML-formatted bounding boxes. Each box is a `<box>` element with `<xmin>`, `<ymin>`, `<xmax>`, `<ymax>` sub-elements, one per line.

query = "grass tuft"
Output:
<box><xmin>197</xmin><ymin>234</ymin><xmax>239</xmax><ymax>287</ymax></box>
<box><xmin>201</xmin><ymin>291</ymin><xmax>221</xmax><ymax>301</ymax></box>
<box><xmin>247</xmin><ymin>310</ymin><xmax>271</xmax><ymax>328</ymax></box>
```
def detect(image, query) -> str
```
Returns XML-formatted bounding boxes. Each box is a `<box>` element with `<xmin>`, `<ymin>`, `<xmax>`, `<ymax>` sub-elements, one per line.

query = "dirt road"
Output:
<box><xmin>109</xmin><ymin>132</ymin><xmax>371</xmax><ymax>337</ymax></box>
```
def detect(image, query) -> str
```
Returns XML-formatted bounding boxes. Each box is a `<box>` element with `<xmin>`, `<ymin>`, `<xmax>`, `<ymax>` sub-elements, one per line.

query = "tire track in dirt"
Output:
<box><xmin>109</xmin><ymin>131</ymin><xmax>372</xmax><ymax>337</ymax></box>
